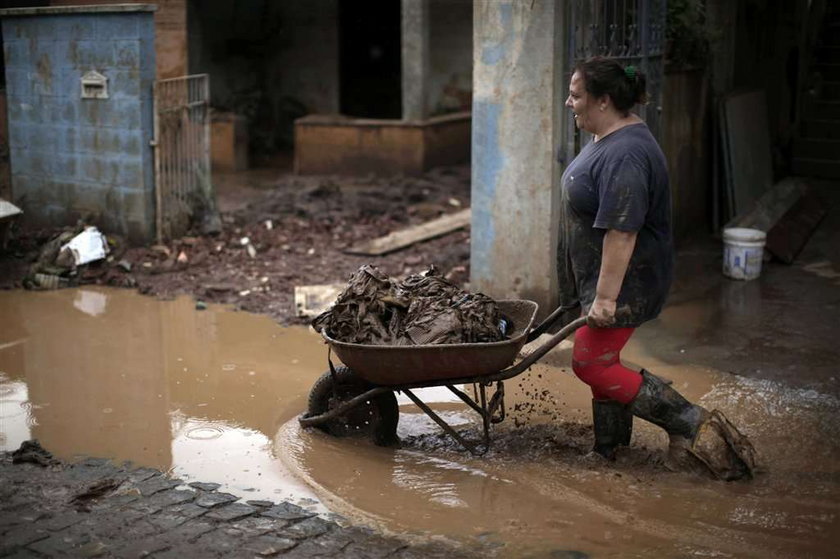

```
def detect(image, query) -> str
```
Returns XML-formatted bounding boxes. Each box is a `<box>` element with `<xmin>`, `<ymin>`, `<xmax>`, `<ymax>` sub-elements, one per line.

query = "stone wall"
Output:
<box><xmin>1</xmin><ymin>6</ymin><xmax>157</xmax><ymax>243</ymax></box>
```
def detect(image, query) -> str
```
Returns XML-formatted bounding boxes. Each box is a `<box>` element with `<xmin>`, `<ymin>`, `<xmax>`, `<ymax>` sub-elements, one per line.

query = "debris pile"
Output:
<box><xmin>0</xmin><ymin>166</ymin><xmax>473</xmax><ymax>325</ymax></box>
<box><xmin>312</xmin><ymin>264</ymin><xmax>505</xmax><ymax>346</ymax></box>
<box><xmin>22</xmin><ymin>224</ymin><xmax>133</xmax><ymax>290</ymax></box>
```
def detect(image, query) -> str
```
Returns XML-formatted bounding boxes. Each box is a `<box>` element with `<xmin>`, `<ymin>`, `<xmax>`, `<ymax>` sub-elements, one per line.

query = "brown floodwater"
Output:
<box><xmin>2</xmin><ymin>288</ymin><xmax>839</xmax><ymax>557</ymax></box>
<box><xmin>0</xmin><ymin>287</ymin><xmax>327</xmax><ymax>509</ymax></box>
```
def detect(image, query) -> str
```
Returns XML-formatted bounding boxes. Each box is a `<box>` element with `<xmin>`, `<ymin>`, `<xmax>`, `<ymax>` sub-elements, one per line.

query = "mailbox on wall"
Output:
<box><xmin>80</xmin><ymin>70</ymin><xmax>109</xmax><ymax>100</ymax></box>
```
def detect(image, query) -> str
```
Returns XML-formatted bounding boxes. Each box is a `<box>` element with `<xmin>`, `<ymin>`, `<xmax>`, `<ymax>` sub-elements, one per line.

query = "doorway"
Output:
<box><xmin>339</xmin><ymin>0</ymin><xmax>402</xmax><ymax>119</ymax></box>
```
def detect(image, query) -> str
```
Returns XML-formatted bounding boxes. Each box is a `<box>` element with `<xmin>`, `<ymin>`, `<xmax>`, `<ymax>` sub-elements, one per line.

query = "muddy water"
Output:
<box><xmin>281</xmin><ymin>339</ymin><xmax>840</xmax><ymax>558</ymax></box>
<box><xmin>2</xmin><ymin>288</ymin><xmax>839</xmax><ymax>557</ymax></box>
<box><xmin>0</xmin><ymin>287</ymin><xmax>327</xmax><ymax>507</ymax></box>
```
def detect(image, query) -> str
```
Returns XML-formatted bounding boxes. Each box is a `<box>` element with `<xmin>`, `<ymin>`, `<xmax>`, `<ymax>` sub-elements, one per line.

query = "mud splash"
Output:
<box><xmin>281</xmin><ymin>340</ymin><xmax>840</xmax><ymax>558</ymax></box>
<box><xmin>0</xmin><ymin>287</ymin><xmax>327</xmax><ymax>508</ymax></box>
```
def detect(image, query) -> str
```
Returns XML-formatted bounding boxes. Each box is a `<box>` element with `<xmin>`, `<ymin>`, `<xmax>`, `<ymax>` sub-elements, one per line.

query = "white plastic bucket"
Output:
<box><xmin>722</xmin><ymin>227</ymin><xmax>766</xmax><ymax>280</ymax></box>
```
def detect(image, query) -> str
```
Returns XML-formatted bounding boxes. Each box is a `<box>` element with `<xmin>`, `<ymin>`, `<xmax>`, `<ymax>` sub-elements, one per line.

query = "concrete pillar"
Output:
<box><xmin>402</xmin><ymin>0</ymin><xmax>430</xmax><ymax>121</ymax></box>
<box><xmin>471</xmin><ymin>0</ymin><xmax>565</xmax><ymax>313</ymax></box>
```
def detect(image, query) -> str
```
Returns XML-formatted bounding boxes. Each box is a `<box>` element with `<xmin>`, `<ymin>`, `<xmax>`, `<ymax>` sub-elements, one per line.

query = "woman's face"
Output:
<box><xmin>565</xmin><ymin>71</ymin><xmax>599</xmax><ymax>133</ymax></box>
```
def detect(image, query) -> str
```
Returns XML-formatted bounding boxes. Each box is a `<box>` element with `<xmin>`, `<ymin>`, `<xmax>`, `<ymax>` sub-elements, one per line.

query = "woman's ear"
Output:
<box><xmin>597</xmin><ymin>94</ymin><xmax>612</xmax><ymax>111</ymax></box>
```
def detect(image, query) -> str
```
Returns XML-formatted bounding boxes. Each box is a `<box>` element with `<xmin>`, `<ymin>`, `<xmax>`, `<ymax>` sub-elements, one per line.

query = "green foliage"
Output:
<box><xmin>667</xmin><ymin>0</ymin><xmax>712</xmax><ymax>69</ymax></box>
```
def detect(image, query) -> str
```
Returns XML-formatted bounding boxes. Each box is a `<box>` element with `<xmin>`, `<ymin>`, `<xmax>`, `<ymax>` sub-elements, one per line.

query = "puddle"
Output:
<box><xmin>2</xmin><ymin>287</ymin><xmax>839</xmax><ymax>557</ymax></box>
<box><xmin>281</xmin><ymin>340</ymin><xmax>840</xmax><ymax>557</ymax></box>
<box><xmin>0</xmin><ymin>287</ymin><xmax>327</xmax><ymax>508</ymax></box>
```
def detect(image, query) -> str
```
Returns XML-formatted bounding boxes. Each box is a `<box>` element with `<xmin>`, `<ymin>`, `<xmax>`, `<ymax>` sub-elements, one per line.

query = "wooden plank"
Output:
<box><xmin>765</xmin><ymin>189</ymin><xmax>827</xmax><ymax>264</ymax></box>
<box><xmin>723</xmin><ymin>90</ymin><xmax>774</xmax><ymax>216</ymax></box>
<box><xmin>725</xmin><ymin>177</ymin><xmax>809</xmax><ymax>232</ymax></box>
<box><xmin>345</xmin><ymin>208</ymin><xmax>471</xmax><ymax>256</ymax></box>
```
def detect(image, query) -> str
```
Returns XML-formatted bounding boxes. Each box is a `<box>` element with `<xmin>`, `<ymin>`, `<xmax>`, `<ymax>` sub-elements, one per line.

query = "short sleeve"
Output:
<box><xmin>593</xmin><ymin>155</ymin><xmax>649</xmax><ymax>232</ymax></box>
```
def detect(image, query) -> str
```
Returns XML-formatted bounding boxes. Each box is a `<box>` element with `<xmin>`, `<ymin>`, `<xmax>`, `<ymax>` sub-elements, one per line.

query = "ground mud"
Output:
<box><xmin>3</xmin><ymin>288</ymin><xmax>838</xmax><ymax>558</ymax></box>
<box><xmin>0</xmin><ymin>166</ymin><xmax>473</xmax><ymax>325</ymax></box>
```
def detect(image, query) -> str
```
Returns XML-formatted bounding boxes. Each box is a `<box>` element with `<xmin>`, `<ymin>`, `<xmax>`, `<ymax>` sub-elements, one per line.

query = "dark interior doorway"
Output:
<box><xmin>339</xmin><ymin>0</ymin><xmax>402</xmax><ymax>119</ymax></box>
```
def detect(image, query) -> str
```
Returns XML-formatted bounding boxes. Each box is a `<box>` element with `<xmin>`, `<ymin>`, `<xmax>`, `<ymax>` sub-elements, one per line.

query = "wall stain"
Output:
<box><xmin>36</xmin><ymin>54</ymin><xmax>52</xmax><ymax>91</ymax></box>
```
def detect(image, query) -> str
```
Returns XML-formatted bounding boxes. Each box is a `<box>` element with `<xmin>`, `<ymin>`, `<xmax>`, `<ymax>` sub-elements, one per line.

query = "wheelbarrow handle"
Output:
<box><xmin>497</xmin><ymin>316</ymin><xmax>588</xmax><ymax>380</ymax></box>
<box><xmin>525</xmin><ymin>303</ymin><xmax>581</xmax><ymax>343</ymax></box>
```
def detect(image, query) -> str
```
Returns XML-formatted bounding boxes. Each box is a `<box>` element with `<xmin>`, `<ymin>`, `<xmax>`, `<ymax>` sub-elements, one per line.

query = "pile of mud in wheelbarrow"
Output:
<box><xmin>301</xmin><ymin>264</ymin><xmax>756</xmax><ymax>481</ymax></box>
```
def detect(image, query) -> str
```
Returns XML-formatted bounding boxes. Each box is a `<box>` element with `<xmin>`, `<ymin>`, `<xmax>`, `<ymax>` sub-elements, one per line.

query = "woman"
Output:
<box><xmin>559</xmin><ymin>57</ymin><xmax>755</xmax><ymax>479</ymax></box>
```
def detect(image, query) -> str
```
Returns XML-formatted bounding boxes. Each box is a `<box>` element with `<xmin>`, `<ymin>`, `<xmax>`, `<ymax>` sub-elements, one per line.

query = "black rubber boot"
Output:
<box><xmin>630</xmin><ymin>370</ymin><xmax>757</xmax><ymax>480</ymax></box>
<box><xmin>629</xmin><ymin>369</ymin><xmax>706</xmax><ymax>440</ymax></box>
<box><xmin>630</xmin><ymin>369</ymin><xmax>712</xmax><ymax>472</ymax></box>
<box><xmin>592</xmin><ymin>399</ymin><xmax>633</xmax><ymax>460</ymax></box>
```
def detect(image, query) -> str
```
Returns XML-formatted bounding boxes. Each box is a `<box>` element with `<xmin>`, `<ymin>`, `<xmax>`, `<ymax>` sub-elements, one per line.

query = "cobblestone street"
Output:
<box><xmin>0</xmin><ymin>449</ymin><xmax>485</xmax><ymax>558</ymax></box>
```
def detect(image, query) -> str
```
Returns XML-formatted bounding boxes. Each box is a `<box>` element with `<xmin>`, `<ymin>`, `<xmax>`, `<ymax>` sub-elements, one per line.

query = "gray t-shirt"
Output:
<box><xmin>557</xmin><ymin>123</ymin><xmax>673</xmax><ymax>327</ymax></box>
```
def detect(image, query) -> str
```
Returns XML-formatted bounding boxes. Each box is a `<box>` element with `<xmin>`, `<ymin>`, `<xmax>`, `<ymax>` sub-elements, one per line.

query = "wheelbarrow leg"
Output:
<box><xmin>478</xmin><ymin>384</ymin><xmax>492</xmax><ymax>451</ymax></box>
<box><xmin>402</xmin><ymin>389</ymin><xmax>490</xmax><ymax>456</ymax></box>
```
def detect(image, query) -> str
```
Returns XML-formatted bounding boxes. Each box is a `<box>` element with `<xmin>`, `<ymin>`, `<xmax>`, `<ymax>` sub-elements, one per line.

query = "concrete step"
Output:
<box><xmin>801</xmin><ymin>119</ymin><xmax>840</xmax><ymax>139</ymax></box>
<box><xmin>803</xmin><ymin>100</ymin><xmax>840</xmax><ymax>119</ymax></box>
<box><xmin>792</xmin><ymin>138</ymin><xmax>840</xmax><ymax>159</ymax></box>
<box><xmin>791</xmin><ymin>157</ymin><xmax>840</xmax><ymax>179</ymax></box>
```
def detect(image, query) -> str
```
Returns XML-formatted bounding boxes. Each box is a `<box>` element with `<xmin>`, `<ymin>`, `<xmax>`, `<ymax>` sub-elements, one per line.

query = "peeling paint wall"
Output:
<box><xmin>471</xmin><ymin>1</ymin><xmax>563</xmax><ymax>312</ymax></box>
<box><xmin>51</xmin><ymin>0</ymin><xmax>188</xmax><ymax>79</ymax></box>
<box><xmin>2</xmin><ymin>8</ymin><xmax>156</xmax><ymax>243</ymax></box>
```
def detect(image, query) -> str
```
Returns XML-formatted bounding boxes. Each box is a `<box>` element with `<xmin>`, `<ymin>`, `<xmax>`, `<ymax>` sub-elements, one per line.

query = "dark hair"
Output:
<box><xmin>573</xmin><ymin>57</ymin><xmax>648</xmax><ymax>114</ymax></box>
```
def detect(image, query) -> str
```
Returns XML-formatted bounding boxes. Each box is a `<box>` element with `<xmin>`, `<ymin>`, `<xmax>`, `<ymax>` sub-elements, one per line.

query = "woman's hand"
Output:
<box><xmin>587</xmin><ymin>296</ymin><xmax>617</xmax><ymax>328</ymax></box>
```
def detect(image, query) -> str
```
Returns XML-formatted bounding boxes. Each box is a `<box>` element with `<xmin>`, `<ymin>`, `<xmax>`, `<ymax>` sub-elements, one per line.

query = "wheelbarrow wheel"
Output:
<box><xmin>307</xmin><ymin>366</ymin><xmax>399</xmax><ymax>446</ymax></box>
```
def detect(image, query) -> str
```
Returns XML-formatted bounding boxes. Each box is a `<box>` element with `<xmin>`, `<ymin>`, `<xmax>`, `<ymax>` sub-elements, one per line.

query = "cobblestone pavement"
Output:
<box><xmin>0</xmin><ymin>450</ymin><xmax>486</xmax><ymax>558</ymax></box>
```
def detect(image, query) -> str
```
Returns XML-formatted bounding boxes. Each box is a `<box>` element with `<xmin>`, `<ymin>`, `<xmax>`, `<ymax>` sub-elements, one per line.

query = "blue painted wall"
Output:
<box><xmin>2</xmin><ymin>9</ymin><xmax>156</xmax><ymax>243</ymax></box>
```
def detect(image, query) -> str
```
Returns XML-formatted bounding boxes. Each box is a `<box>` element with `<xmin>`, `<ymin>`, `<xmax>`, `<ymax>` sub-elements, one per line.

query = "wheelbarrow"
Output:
<box><xmin>299</xmin><ymin>300</ymin><xmax>587</xmax><ymax>455</ymax></box>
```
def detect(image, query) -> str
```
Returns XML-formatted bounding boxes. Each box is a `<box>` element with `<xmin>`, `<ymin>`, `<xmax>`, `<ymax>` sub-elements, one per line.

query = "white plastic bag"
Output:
<box><xmin>60</xmin><ymin>226</ymin><xmax>109</xmax><ymax>266</ymax></box>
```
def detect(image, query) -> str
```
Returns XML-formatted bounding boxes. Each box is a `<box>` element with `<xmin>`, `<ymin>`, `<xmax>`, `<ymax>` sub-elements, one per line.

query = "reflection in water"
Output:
<box><xmin>0</xmin><ymin>287</ymin><xmax>326</xmax><ymax>507</ymax></box>
<box><xmin>3</xmin><ymin>287</ymin><xmax>840</xmax><ymax>557</ymax></box>
<box><xmin>0</xmin><ymin>378</ymin><xmax>31</xmax><ymax>451</ymax></box>
<box><xmin>281</xmin><ymin>346</ymin><xmax>840</xmax><ymax>558</ymax></box>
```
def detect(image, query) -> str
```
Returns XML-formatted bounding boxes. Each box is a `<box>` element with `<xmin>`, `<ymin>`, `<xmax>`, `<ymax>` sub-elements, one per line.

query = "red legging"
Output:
<box><xmin>572</xmin><ymin>325</ymin><xmax>643</xmax><ymax>404</ymax></box>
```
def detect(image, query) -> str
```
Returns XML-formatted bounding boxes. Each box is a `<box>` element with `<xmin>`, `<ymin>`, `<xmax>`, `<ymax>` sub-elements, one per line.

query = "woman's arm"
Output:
<box><xmin>588</xmin><ymin>229</ymin><xmax>637</xmax><ymax>327</ymax></box>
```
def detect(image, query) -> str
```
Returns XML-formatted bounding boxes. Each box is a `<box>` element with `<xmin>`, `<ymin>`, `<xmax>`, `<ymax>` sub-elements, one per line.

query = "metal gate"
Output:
<box><xmin>562</xmin><ymin>0</ymin><xmax>666</xmax><ymax>163</ymax></box>
<box><xmin>153</xmin><ymin>74</ymin><xmax>212</xmax><ymax>242</ymax></box>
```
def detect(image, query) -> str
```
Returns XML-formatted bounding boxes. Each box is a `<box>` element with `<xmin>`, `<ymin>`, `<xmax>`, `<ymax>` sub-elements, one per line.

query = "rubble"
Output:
<box><xmin>0</xmin><ymin>167</ymin><xmax>473</xmax><ymax>326</ymax></box>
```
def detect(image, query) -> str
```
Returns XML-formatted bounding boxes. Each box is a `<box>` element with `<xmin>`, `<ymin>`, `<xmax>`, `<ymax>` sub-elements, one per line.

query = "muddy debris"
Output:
<box><xmin>0</xmin><ymin>167</ymin><xmax>473</xmax><ymax>325</ymax></box>
<box><xmin>312</xmin><ymin>264</ymin><xmax>503</xmax><ymax>345</ymax></box>
<box><xmin>11</xmin><ymin>439</ymin><xmax>59</xmax><ymax>467</ymax></box>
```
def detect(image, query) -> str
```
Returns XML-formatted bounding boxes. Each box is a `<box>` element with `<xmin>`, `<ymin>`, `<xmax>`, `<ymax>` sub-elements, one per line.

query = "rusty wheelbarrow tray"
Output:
<box><xmin>299</xmin><ymin>300</ymin><xmax>587</xmax><ymax>455</ymax></box>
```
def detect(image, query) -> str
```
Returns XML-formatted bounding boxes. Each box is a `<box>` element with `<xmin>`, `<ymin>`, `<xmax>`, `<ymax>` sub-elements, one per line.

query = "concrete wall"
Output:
<box><xmin>266</xmin><ymin>1</ymin><xmax>339</xmax><ymax>114</ymax></box>
<box><xmin>1</xmin><ymin>6</ymin><xmax>157</xmax><ymax>243</ymax></box>
<box><xmin>188</xmin><ymin>0</ymin><xmax>339</xmax><ymax>154</ymax></box>
<box><xmin>295</xmin><ymin>112</ymin><xmax>470</xmax><ymax>176</ymax></box>
<box><xmin>51</xmin><ymin>0</ymin><xmax>187</xmax><ymax>79</ymax></box>
<box><xmin>429</xmin><ymin>0</ymin><xmax>473</xmax><ymax>115</ymax></box>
